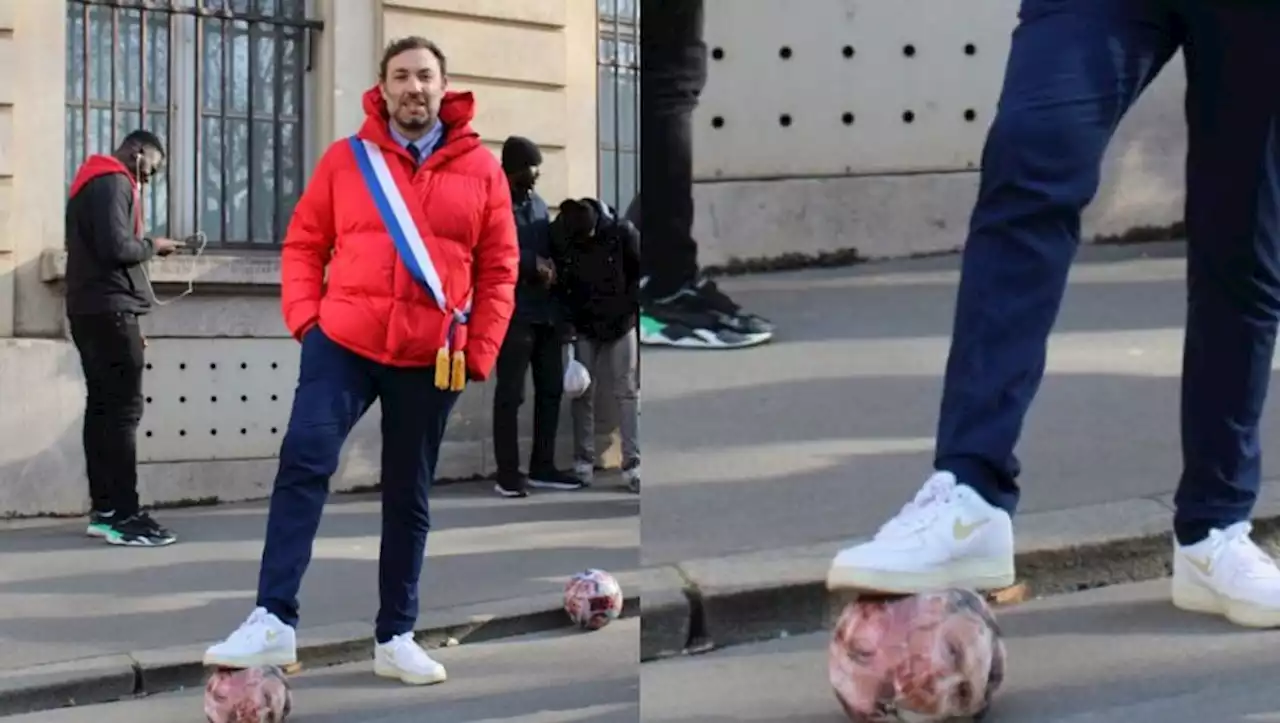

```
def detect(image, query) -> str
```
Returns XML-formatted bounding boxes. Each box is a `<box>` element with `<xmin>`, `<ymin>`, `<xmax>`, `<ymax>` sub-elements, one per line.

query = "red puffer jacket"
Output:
<box><xmin>279</xmin><ymin>86</ymin><xmax>519</xmax><ymax>379</ymax></box>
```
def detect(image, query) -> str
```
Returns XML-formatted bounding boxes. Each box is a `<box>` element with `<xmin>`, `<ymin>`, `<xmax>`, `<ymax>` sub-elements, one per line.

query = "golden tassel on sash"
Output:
<box><xmin>449</xmin><ymin>349</ymin><xmax>467</xmax><ymax>392</ymax></box>
<box><xmin>434</xmin><ymin>347</ymin><xmax>451</xmax><ymax>390</ymax></box>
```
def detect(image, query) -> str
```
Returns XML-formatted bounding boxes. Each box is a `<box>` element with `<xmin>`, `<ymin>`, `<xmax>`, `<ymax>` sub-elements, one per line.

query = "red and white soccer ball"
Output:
<box><xmin>563</xmin><ymin>568</ymin><xmax>624</xmax><ymax>630</ymax></box>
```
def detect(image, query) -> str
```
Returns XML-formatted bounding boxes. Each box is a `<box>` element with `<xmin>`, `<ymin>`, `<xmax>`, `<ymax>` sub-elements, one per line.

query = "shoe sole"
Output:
<box><xmin>1172</xmin><ymin>577</ymin><xmax>1280</xmax><ymax>628</ymax></box>
<box><xmin>528</xmin><ymin>479</ymin><xmax>587</xmax><ymax>491</ymax></box>
<box><xmin>493</xmin><ymin>483</ymin><xmax>528</xmax><ymax>498</ymax></box>
<box><xmin>86</xmin><ymin>525</ymin><xmax>110</xmax><ymax>539</ymax></box>
<box><xmin>640</xmin><ymin>330</ymin><xmax>773</xmax><ymax>350</ymax></box>
<box><xmin>105</xmin><ymin>534</ymin><xmax>177</xmax><ymax>547</ymax></box>
<box><xmin>826</xmin><ymin>558</ymin><xmax>1016</xmax><ymax>595</ymax></box>
<box><xmin>204</xmin><ymin>651</ymin><xmax>299</xmax><ymax>669</ymax></box>
<box><xmin>374</xmin><ymin>660</ymin><xmax>447</xmax><ymax>686</ymax></box>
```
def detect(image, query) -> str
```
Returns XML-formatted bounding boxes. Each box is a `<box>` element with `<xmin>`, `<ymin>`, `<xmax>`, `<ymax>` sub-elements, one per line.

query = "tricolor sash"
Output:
<box><xmin>348</xmin><ymin>135</ymin><xmax>471</xmax><ymax>391</ymax></box>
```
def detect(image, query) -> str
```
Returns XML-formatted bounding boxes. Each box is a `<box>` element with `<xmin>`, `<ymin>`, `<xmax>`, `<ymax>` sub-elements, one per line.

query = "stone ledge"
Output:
<box><xmin>40</xmin><ymin>248</ymin><xmax>281</xmax><ymax>288</ymax></box>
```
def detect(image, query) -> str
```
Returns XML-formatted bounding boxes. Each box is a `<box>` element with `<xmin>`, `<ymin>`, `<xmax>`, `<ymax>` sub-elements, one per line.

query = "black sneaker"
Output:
<box><xmin>104</xmin><ymin>511</ymin><xmax>177</xmax><ymax>547</ymax></box>
<box><xmin>640</xmin><ymin>278</ymin><xmax>774</xmax><ymax>349</ymax></box>
<box><xmin>528</xmin><ymin>468</ymin><xmax>588</xmax><ymax>491</ymax></box>
<box><xmin>494</xmin><ymin>472</ymin><xmax>530</xmax><ymax>498</ymax></box>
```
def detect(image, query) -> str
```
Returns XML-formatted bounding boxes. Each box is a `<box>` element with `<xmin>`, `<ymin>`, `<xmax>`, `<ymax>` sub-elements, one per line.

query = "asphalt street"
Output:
<box><xmin>641</xmin><ymin>243</ymin><xmax>1280</xmax><ymax>564</ymax></box>
<box><xmin>6</xmin><ymin>618</ymin><xmax>639</xmax><ymax>723</ymax></box>
<box><xmin>641</xmin><ymin>580</ymin><xmax>1280</xmax><ymax>722</ymax></box>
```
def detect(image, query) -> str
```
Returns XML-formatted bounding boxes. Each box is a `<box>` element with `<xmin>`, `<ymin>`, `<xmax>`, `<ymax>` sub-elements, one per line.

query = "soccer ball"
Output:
<box><xmin>828</xmin><ymin>589</ymin><xmax>1006</xmax><ymax>722</ymax></box>
<box><xmin>563</xmin><ymin>568</ymin><xmax>624</xmax><ymax>630</ymax></box>
<box><xmin>204</xmin><ymin>665</ymin><xmax>293</xmax><ymax>723</ymax></box>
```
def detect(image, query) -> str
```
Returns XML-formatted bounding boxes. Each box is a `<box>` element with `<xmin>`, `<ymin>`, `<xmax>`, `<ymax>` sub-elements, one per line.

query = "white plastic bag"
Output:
<box><xmin>564</xmin><ymin>343</ymin><xmax>592</xmax><ymax>399</ymax></box>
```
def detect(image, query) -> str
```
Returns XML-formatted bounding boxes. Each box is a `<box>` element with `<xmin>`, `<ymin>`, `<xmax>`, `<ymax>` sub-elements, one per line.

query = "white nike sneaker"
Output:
<box><xmin>1172</xmin><ymin>521</ymin><xmax>1280</xmax><ymax>628</ymax></box>
<box><xmin>374</xmin><ymin>632</ymin><xmax>448</xmax><ymax>685</ymax></box>
<box><xmin>203</xmin><ymin>607</ymin><xmax>297</xmax><ymax>668</ymax></box>
<box><xmin>574</xmin><ymin>460</ymin><xmax>595</xmax><ymax>486</ymax></box>
<box><xmin>827</xmin><ymin>471</ymin><xmax>1016</xmax><ymax>594</ymax></box>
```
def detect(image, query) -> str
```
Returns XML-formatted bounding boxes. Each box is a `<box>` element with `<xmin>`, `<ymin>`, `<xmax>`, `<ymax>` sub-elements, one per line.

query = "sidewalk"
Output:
<box><xmin>0</xmin><ymin>482</ymin><xmax>639</xmax><ymax>714</ymax></box>
<box><xmin>6</xmin><ymin>620</ymin><xmax>639</xmax><ymax>723</ymax></box>
<box><xmin>642</xmin><ymin>581</ymin><xmax>1280</xmax><ymax>722</ymax></box>
<box><xmin>641</xmin><ymin>242</ymin><xmax>1258</xmax><ymax>565</ymax></box>
<box><xmin>637</xmin><ymin>241</ymin><xmax>1280</xmax><ymax>658</ymax></box>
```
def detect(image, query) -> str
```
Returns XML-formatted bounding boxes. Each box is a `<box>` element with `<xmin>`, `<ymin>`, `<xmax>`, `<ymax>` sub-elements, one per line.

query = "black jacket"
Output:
<box><xmin>554</xmin><ymin>199</ymin><xmax>640</xmax><ymax>343</ymax></box>
<box><xmin>511</xmin><ymin>190</ymin><xmax>563</xmax><ymax>325</ymax></box>
<box><xmin>64</xmin><ymin>157</ymin><xmax>156</xmax><ymax>316</ymax></box>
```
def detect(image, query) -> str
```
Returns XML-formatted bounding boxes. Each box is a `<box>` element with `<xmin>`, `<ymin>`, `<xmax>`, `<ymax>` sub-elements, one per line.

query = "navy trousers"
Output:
<box><xmin>256</xmin><ymin>327</ymin><xmax>460</xmax><ymax>643</ymax></box>
<box><xmin>934</xmin><ymin>0</ymin><xmax>1280</xmax><ymax>545</ymax></box>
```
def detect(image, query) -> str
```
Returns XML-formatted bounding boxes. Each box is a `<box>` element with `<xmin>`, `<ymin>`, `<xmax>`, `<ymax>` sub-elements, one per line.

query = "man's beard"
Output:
<box><xmin>397</xmin><ymin>112</ymin><xmax>432</xmax><ymax>131</ymax></box>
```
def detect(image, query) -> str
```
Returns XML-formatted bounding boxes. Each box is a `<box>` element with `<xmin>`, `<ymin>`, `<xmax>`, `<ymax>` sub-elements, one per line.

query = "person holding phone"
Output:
<box><xmin>65</xmin><ymin>129</ymin><xmax>179</xmax><ymax>547</ymax></box>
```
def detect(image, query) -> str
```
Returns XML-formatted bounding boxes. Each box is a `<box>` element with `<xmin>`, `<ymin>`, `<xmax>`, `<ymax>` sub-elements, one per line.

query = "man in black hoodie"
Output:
<box><xmin>64</xmin><ymin>129</ymin><xmax>178</xmax><ymax>546</ymax></box>
<box><xmin>491</xmin><ymin>136</ymin><xmax>584</xmax><ymax>498</ymax></box>
<box><xmin>554</xmin><ymin>198</ymin><xmax>641</xmax><ymax>494</ymax></box>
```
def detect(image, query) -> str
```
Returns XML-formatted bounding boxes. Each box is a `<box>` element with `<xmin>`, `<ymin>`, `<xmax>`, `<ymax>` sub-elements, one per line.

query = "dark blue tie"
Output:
<box><xmin>406</xmin><ymin>143</ymin><xmax>421</xmax><ymax>167</ymax></box>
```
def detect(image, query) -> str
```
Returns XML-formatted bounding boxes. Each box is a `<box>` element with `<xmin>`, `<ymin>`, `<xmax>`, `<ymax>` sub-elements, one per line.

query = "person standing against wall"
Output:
<box><xmin>203</xmin><ymin>36</ymin><xmax>519</xmax><ymax>685</ymax></box>
<box><xmin>554</xmin><ymin>198</ymin><xmax>642</xmax><ymax>494</ymax></box>
<box><xmin>633</xmin><ymin>0</ymin><xmax>775</xmax><ymax>350</ymax></box>
<box><xmin>491</xmin><ymin>136</ymin><xmax>586</xmax><ymax>498</ymax></box>
<box><xmin>65</xmin><ymin>129</ymin><xmax>179</xmax><ymax>547</ymax></box>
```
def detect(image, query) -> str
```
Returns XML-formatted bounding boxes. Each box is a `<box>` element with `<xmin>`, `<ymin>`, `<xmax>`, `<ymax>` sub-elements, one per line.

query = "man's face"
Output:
<box><xmin>381</xmin><ymin>48</ymin><xmax>447</xmax><ymax>133</ymax></box>
<box><xmin>508</xmin><ymin>165</ymin><xmax>540</xmax><ymax>191</ymax></box>
<box><xmin>135</xmin><ymin>148</ymin><xmax>165</xmax><ymax>185</ymax></box>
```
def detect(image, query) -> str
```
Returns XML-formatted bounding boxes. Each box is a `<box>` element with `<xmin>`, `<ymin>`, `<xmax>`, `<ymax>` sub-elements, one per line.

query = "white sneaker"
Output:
<box><xmin>1172</xmin><ymin>521</ymin><xmax>1280</xmax><ymax>628</ymax></box>
<box><xmin>374</xmin><ymin>632</ymin><xmax>448</xmax><ymax>685</ymax></box>
<box><xmin>203</xmin><ymin>607</ymin><xmax>297</xmax><ymax>668</ymax></box>
<box><xmin>827</xmin><ymin>471</ymin><xmax>1016</xmax><ymax>594</ymax></box>
<box><xmin>574</xmin><ymin>460</ymin><xmax>595</xmax><ymax>486</ymax></box>
<box><xmin>622</xmin><ymin>463</ymin><xmax>640</xmax><ymax>494</ymax></box>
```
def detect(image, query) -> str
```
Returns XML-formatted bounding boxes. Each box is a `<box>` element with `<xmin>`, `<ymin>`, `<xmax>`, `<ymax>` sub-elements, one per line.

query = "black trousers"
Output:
<box><xmin>69</xmin><ymin>312</ymin><xmax>146</xmax><ymax>518</ymax></box>
<box><xmin>639</xmin><ymin>0</ymin><xmax>706</xmax><ymax>297</ymax></box>
<box><xmin>492</xmin><ymin>320</ymin><xmax>565</xmax><ymax>475</ymax></box>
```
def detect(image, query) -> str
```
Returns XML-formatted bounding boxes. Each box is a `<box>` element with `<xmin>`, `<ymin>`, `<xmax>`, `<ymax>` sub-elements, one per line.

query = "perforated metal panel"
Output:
<box><xmin>694</xmin><ymin>0</ymin><xmax>1019</xmax><ymax>180</ymax></box>
<box><xmin>139</xmin><ymin>339</ymin><xmax>299</xmax><ymax>463</ymax></box>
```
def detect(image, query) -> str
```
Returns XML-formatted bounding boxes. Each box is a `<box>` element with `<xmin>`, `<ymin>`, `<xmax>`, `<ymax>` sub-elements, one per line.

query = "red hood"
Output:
<box><xmin>69</xmin><ymin>154</ymin><xmax>135</xmax><ymax>198</ymax></box>
<box><xmin>357</xmin><ymin>85</ymin><xmax>481</xmax><ymax>162</ymax></box>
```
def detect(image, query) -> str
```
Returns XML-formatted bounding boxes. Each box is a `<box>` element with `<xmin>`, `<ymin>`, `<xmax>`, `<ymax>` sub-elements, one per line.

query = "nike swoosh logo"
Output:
<box><xmin>953</xmin><ymin>518</ymin><xmax>990</xmax><ymax>540</ymax></box>
<box><xmin>1186</xmin><ymin>555</ymin><xmax>1213</xmax><ymax>577</ymax></box>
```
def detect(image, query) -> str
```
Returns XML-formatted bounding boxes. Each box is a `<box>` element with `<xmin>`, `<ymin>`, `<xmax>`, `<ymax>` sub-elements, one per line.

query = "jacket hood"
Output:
<box><xmin>559</xmin><ymin>198</ymin><xmax>624</xmax><ymax>247</ymax></box>
<box><xmin>357</xmin><ymin>85</ymin><xmax>480</xmax><ymax>161</ymax></box>
<box><xmin>69</xmin><ymin>154</ymin><xmax>134</xmax><ymax>199</ymax></box>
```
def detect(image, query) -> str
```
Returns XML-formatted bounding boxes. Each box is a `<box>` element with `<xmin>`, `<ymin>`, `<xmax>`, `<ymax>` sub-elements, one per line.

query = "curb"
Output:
<box><xmin>0</xmin><ymin>591</ymin><xmax>640</xmax><ymax>718</ymax></box>
<box><xmin>638</xmin><ymin>494</ymin><xmax>1280</xmax><ymax>662</ymax></box>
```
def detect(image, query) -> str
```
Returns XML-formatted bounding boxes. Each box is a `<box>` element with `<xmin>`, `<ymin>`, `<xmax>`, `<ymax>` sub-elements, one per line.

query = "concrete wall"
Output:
<box><xmin>0</xmin><ymin>0</ymin><xmax>611</xmax><ymax>517</ymax></box>
<box><xmin>689</xmin><ymin>0</ymin><xmax>1188</xmax><ymax>267</ymax></box>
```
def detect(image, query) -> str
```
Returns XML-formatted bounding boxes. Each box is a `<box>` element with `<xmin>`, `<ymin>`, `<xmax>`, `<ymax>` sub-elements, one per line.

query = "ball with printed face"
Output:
<box><xmin>563</xmin><ymin>569</ymin><xmax>625</xmax><ymax>630</ymax></box>
<box><xmin>204</xmin><ymin>665</ymin><xmax>293</xmax><ymax>723</ymax></box>
<box><xmin>828</xmin><ymin>589</ymin><xmax>1006</xmax><ymax>722</ymax></box>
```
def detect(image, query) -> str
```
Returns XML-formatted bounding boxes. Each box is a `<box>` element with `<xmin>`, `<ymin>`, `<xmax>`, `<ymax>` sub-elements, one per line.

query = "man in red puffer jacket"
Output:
<box><xmin>203</xmin><ymin>36</ymin><xmax>518</xmax><ymax>687</ymax></box>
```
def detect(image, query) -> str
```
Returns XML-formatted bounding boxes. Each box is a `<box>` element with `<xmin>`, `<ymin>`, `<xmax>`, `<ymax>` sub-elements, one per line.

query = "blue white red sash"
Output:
<box><xmin>348</xmin><ymin>135</ymin><xmax>470</xmax><ymax>389</ymax></box>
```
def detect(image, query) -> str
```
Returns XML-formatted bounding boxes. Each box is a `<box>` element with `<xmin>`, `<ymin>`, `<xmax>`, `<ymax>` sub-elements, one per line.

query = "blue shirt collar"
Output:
<box><xmin>389</xmin><ymin>120</ymin><xmax>444</xmax><ymax>159</ymax></box>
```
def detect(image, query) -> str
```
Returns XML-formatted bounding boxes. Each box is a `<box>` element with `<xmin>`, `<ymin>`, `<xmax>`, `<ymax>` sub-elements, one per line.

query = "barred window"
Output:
<box><xmin>65</xmin><ymin>0</ymin><xmax>323</xmax><ymax>248</ymax></box>
<box><xmin>597</xmin><ymin>0</ymin><xmax>639</xmax><ymax>213</ymax></box>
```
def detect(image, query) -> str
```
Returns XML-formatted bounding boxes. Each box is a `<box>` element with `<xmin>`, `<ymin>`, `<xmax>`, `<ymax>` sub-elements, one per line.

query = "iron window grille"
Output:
<box><xmin>597</xmin><ymin>0</ymin><xmax>639</xmax><ymax>214</ymax></box>
<box><xmin>66</xmin><ymin>0</ymin><xmax>324</xmax><ymax>249</ymax></box>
